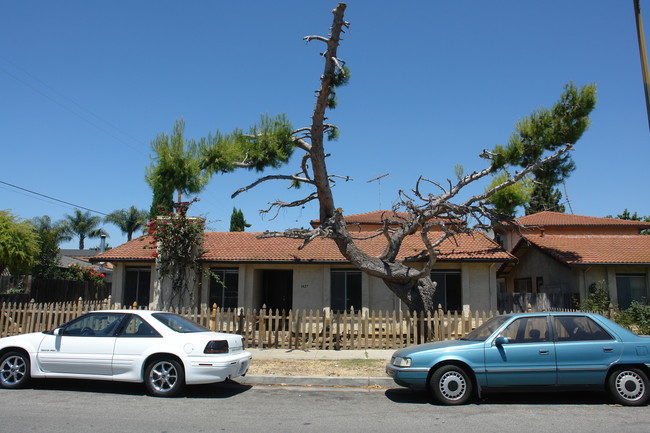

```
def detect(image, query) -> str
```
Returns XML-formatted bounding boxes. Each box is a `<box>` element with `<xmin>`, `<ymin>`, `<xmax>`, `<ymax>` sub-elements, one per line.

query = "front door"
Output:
<box><xmin>123</xmin><ymin>268</ymin><xmax>151</xmax><ymax>308</ymax></box>
<box><xmin>37</xmin><ymin>313</ymin><xmax>125</xmax><ymax>376</ymax></box>
<box><xmin>484</xmin><ymin>316</ymin><xmax>556</xmax><ymax>387</ymax></box>
<box><xmin>261</xmin><ymin>270</ymin><xmax>293</xmax><ymax>311</ymax></box>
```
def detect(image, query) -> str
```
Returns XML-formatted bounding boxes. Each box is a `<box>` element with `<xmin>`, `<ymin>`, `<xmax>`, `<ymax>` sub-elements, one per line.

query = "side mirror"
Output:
<box><xmin>53</xmin><ymin>328</ymin><xmax>62</xmax><ymax>336</ymax></box>
<box><xmin>494</xmin><ymin>336</ymin><xmax>509</xmax><ymax>346</ymax></box>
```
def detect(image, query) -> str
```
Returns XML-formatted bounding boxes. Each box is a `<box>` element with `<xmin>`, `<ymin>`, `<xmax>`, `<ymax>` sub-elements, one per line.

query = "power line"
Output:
<box><xmin>0</xmin><ymin>179</ymin><xmax>109</xmax><ymax>216</ymax></box>
<box><xmin>0</xmin><ymin>56</ymin><xmax>149</xmax><ymax>157</ymax></box>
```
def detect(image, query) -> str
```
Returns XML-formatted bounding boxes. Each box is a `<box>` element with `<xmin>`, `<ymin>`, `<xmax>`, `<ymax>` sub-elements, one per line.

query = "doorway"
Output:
<box><xmin>261</xmin><ymin>270</ymin><xmax>293</xmax><ymax>311</ymax></box>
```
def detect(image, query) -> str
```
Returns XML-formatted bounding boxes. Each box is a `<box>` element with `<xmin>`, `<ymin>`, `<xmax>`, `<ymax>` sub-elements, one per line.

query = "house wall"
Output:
<box><xmin>110</xmin><ymin>261</ymin><xmax>501</xmax><ymax>312</ymax></box>
<box><xmin>462</xmin><ymin>262</ymin><xmax>498</xmax><ymax>311</ymax></box>
<box><xmin>503</xmin><ymin>248</ymin><xmax>577</xmax><ymax>295</ymax></box>
<box><xmin>503</xmin><ymin>251</ymin><xmax>650</xmax><ymax>307</ymax></box>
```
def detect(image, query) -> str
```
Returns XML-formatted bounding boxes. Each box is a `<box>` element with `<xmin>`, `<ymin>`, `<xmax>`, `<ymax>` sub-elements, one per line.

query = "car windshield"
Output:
<box><xmin>152</xmin><ymin>313</ymin><xmax>210</xmax><ymax>333</ymax></box>
<box><xmin>460</xmin><ymin>315</ymin><xmax>510</xmax><ymax>341</ymax></box>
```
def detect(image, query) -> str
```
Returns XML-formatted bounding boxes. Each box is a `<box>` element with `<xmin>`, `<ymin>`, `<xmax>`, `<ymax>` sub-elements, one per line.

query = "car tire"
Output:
<box><xmin>0</xmin><ymin>351</ymin><xmax>31</xmax><ymax>389</ymax></box>
<box><xmin>608</xmin><ymin>367</ymin><xmax>649</xmax><ymax>406</ymax></box>
<box><xmin>144</xmin><ymin>358</ymin><xmax>185</xmax><ymax>397</ymax></box>
<box><xmin>430</xmin><ymin>365</ymin><xmax>473</xmax><ymax>405</ymax></box>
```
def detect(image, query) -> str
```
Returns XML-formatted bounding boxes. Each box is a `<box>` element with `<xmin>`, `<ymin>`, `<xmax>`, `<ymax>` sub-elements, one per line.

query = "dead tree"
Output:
<box><xmin>201</xmin><ymin>3</ymin><xmax>596</xmax><ymax>312</ymax></box>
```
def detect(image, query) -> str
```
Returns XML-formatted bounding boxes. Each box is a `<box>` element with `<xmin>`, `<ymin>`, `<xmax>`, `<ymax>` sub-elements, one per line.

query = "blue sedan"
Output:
<box><xmin>386</xmin><ymin>312</ymin><xmax>650</xmax><ymax>405</ymax></box>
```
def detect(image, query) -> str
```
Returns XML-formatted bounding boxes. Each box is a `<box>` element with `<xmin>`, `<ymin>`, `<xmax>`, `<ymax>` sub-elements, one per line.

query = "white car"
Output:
<box><xmin>0</xmin><ymin>310</ymin><xmax>252</xmax><ymax>397</ymax></box>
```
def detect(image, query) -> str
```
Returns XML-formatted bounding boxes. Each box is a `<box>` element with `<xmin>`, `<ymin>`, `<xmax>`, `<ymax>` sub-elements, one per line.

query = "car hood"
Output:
<box><xmin>392</xmin><ymin>339</ymin><xmax>482</xmax><ymax>358</ymax></box>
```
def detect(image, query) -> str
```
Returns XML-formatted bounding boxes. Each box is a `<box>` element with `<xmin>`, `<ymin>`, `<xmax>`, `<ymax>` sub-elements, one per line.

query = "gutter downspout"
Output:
<box><xmin>582</xmin><ymin>266</ymin><xmax>592</xmax><ymax>302</ymax></box>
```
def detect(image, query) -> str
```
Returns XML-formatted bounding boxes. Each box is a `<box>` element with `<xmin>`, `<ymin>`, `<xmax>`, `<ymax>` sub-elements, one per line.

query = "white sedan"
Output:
<box><xmin>0</xmin><ymin>310</ymin><xmax>252</xmax><ymax>397</ymax></box>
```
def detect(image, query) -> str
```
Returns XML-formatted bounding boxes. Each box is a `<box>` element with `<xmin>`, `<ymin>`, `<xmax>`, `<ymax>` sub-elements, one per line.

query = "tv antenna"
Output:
<box><xmin>367</xmin><ymin>173</ymin><xmax>389</xmax><ymax>209</ymax></box>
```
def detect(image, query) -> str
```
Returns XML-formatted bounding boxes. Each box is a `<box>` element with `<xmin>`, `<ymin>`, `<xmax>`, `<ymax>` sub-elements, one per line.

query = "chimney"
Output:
<box><xmin>100</xmin><ymin>235</ymin><xmax>107</xmax><ymax>252</ymax></box>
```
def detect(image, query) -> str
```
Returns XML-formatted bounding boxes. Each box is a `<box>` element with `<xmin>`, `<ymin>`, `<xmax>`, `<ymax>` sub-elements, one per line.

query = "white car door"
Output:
<box><xmin>37</xmin><ymin>313</ymin><xmax>125</xmax><ymax>376</ymax></box>
<box><xmin>112</xmin><ymin>314</ymin><xmax>164</xmax><ymax>377</ymax></box>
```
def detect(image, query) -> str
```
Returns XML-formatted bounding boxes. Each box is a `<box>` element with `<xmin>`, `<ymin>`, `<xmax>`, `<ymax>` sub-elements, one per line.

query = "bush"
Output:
<box><xmin>616</xmin><ymin>301</ymin><xmax>650</xmax><ymax>335</ymax></box>
<box><xmin>581</xmin><ymin>280</ymin><xmax>611</xmax><ymax>312</ymax></box>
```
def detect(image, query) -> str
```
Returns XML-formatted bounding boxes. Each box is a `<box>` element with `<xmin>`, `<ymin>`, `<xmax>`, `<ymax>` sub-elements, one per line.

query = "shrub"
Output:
<box><xmin>616</xmin><ymin>301</ymin><xmax>650</xmax><ymax>335</ymax></box>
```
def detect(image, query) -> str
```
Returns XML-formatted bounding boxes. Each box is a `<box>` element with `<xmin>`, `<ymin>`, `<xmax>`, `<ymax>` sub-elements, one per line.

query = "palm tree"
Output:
<box><xmin>105</xmin><ymin>206</ymin><xmax>150</xmax><ymax>241</ymax></box>
<box><xmin>62</xmin><ymin>209</ymin><xmax>107</xmax><ymax>250</ymax></box>
<box><xmin>31</xmin><ymin>215</ymin><xmax>72</xmax><ymax>278</ymax></box>
<box><xmin>32</xmin><ymin>216</ymin><xmax>73</xmax><ymax>245</ymax></box>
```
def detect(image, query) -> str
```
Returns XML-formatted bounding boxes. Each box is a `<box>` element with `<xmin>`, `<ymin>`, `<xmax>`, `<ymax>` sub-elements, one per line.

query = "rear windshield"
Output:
<box><xmin>152</xmin><ymin>313</ymin><xmax>210</xmax><ymax>333</ymax></box>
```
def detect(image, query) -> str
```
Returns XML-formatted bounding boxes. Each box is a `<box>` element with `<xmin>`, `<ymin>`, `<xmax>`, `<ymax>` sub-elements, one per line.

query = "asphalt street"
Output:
<box><xmin>1</xmin><ymin>379</ymin><xmax>648</xmax><ymax>433</ymax></box>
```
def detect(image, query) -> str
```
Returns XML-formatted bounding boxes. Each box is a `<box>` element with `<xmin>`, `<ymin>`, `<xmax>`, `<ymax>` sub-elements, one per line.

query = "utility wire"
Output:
<box><xmin>0</xmin><ymin>56</ymin><xmax>149</xmax><ymax>157</ymax></box>
<box><xmin>0</xmin><ymin>179</ymin><xmax>109</xmax><ymax>216</ymax></box>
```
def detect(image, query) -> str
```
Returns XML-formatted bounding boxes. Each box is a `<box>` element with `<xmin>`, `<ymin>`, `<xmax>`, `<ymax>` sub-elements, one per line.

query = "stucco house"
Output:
<box><xmin>91</xmin><ymin>211</ymin><xmax>514</xmax><ymax>312</ymax></box>
<box><xmin>497</xmin><ymin>211</ymin><xmax>650</xmax><ymax>309</ymax></box>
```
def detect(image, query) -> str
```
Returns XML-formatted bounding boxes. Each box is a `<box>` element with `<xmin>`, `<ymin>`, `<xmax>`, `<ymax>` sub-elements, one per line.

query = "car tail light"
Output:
<box><xmin>204</xmin><ymin>340</ymin><xmax>229</xmax><ymax>354</ymax></box>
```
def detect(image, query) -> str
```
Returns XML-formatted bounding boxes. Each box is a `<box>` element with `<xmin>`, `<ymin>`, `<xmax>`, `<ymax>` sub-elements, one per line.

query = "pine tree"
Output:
<box><xmin>229</xmin><ymin>207</ymin><xmax>251</xmax><ymax>232</ymax></box>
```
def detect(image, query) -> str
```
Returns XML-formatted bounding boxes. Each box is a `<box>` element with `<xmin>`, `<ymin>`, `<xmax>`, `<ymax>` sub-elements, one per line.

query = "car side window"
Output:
<box><xmin>120</xmin><ymin>315</ymin><xmax>160</xmax><ymax>338</ymax></box>
<box><xmin>499</xmin><ymin>317</ymin><xmax>549</xmax><ymax>344</ymax></box>
<box><xmin>61</xmin><ymin>313</ymin><xmax>125</xmax><ymax>336</ymax></box>
<box><xmin>553</xmin><ymin>316</ymin><xmax>613</xmax><ymax>342</ymax></box>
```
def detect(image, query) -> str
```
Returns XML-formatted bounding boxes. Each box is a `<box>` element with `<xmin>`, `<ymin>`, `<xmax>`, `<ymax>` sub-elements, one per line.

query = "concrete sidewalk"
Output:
<box><xmin>237</xmin><ymin>348</ymin><xmax>396</xmax><ymax>388</ymax></box>
<box><xmin>248</xmin><ymin>348</ymin><xmax>394</xmax><ymax>360</ymax></box>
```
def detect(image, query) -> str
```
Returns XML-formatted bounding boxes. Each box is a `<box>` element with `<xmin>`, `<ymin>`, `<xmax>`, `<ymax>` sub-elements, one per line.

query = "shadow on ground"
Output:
<box><xmin>385</xmin><ymin>388</ymin><xmax>612</xmax><ymax>406</ymax></box>
<box><xmin>31</xmin><ymin>378</ymin><xmax>252</xmax><ymax>399</ymax></box>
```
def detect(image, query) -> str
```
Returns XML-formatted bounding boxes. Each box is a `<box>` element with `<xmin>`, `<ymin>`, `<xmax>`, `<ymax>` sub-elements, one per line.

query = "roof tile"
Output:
<box><xmin>523</xmin><ymin>234</ymin><xmax>650</xmax><ymax>265</ymax></box>
<box><xmin>93</xmin><ymin>231</ymin><xmax>513</xmax><ymax>263</ymax></box>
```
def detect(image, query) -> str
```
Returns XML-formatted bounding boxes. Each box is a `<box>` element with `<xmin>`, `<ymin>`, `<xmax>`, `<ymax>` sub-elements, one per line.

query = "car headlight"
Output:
<box><xmin>391</xmin><ymin>356</ymin><xmax>411</xmax><ymax>367</ymax></box>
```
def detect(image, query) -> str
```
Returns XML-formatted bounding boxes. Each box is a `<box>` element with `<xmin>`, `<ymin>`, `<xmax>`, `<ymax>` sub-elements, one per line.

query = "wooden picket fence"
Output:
<box><xmin>1</xmin><ymin>298</ymin><xmax>601</xmax><ymax>350</ymax></box>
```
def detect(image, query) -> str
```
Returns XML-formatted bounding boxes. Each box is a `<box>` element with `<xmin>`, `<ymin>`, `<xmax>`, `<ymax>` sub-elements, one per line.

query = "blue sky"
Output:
<box><xmin>1</xmin><ymin>0</ymin><xmax>649</xmax><ymax>250</ymax></box>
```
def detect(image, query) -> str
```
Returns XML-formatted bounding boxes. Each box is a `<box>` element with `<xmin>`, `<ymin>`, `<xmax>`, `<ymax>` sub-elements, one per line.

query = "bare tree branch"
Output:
<box><xmin>303</xmin><ymin>35</ymin><xmax>330</xmax><ymax>44</ymax></box>
<box><xmin>231</xmin><ymin>175</ymin><xmax>314</xmax><ymax>199</ymax></box>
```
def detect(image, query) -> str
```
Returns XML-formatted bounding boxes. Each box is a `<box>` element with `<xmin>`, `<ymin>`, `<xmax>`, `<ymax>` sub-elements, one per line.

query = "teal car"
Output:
<box><xmin>386</xmin><ymin>312</ymin><xmax>650</xmax><ymax>405</ymax></box>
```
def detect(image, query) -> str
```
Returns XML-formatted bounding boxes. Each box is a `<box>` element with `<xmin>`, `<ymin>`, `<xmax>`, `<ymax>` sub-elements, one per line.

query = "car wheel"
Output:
<box><xmin>430</xmin><ymin>365</ymin><xmax>473</xmax><ymax>405</ymax></box>
<box><xmin>0</xmin><ymin>351</ymin><xmax>31</xmax><ymax>389</ymax></box>
<box><xmin>144</xmin><ymin>358</ymin><xmax>185</xmax><ymax>397</ymax></box>
<box><xmin>608</xmin><ymin>368</ymin><xmax>649</xmax><ymax>406</ymax></box>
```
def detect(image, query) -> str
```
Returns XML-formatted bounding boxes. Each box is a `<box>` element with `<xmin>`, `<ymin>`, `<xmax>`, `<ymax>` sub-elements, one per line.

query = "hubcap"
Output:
<box><xmin>149</xmin><ymin>361</ymin><xmax>178</xmax><ymax>392</ymax></box>
<box><xmin>0</xmin><ymin>356</ymin><xmax>26</xmax><ymax>385</ymax></box>
<box><xmin>615</xmin><ymin>371</ymin><xmax>645</xmax><ymax>401</ymax></box>
<box><xmin>439</xmin><ymin>371</ymin><xmax>466</xmax><ymax>400</ymax></box>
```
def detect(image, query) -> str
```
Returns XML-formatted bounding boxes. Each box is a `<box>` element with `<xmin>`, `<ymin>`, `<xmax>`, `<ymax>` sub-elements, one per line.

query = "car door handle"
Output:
<box><xmin>603</xmin><ymin>347</ymin><xmax>614</xmax><ymax>353</ymax></box>
<box><xmin>539</xmin><ymin>349</ymin><xmax>550</xmax><ymax>355</ymax></box>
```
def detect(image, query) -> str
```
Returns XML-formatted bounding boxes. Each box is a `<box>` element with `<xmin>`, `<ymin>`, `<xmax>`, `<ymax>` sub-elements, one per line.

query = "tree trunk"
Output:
<box><xmin>384</xmin><ymin>276</ymin><xmax>437</xmax><ymax>313</ymax></box>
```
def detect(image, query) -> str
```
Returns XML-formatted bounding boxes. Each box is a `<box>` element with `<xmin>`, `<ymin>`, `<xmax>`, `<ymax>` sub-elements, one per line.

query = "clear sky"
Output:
<box><xmin>1</xmin><ymin>0</ymin><xmax>649</xmax><ymax>250</ymax></box>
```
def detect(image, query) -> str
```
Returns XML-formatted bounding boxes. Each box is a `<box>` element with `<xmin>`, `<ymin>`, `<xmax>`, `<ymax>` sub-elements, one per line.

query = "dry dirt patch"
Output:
<box><xmin>248</xmin><ymin>359</ymin><xmax>387</xmax><ymax>377</ymax></box>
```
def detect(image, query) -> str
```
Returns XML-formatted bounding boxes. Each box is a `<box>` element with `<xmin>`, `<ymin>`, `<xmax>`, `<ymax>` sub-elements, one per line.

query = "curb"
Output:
<box><xmin>238</xmin><ymin>374</ymin><xmax>395</xmax><ymax>388</ymax></box>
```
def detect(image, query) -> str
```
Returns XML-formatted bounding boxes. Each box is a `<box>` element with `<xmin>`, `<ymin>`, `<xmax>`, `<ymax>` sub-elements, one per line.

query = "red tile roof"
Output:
<box><xmin>92</xmin><ymin>231</ymin><xmax>513</xmax><ymax>264</ymax></box>
<box><xmin>516</xmin><ymin>211</ymin><xmax>650</xmax><ymax>229</ymax></box>
<box><xmin>310</xmin><ymin>210</ymin><xmax>409</xmax><ymax>228</ymax></box>
<box><xmin>520</xmin><ymin>234</ymin><xmax>650</xmax><ymax>265</ymax></box>
<box><xmin>310</xmin><ymin>210</ymin><xmax>462</xmax><ymax>230</ymax></box>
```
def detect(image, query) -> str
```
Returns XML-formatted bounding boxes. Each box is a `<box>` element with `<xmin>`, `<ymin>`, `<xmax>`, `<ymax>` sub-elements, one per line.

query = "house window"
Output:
<box><xmin>514</xmin><ymin>278</ymin><xmax>533</xmax><ymax>293</ymax></box>
<box><xmin>616</xmin><ymin>274</ymin><xmax>647</xmax><ymax>309</ymax></box>
<box><xmin>209</xmin><ymin>269</ymin><xmax>239</xmax><ymax>309</ymax></box>
<box><xmin>331</xmin><ymin>269</ymin><xmax>362</xmax><ymax>312</ymax></box>
<box><xmin>123</xmin><ymin>268</ymin><xmax>151</xmax><ymax>307</ymax></box>
<box><xmin>431</xmin><ymin>270</ymin><xmax>462</xmax><ymax>311</ymax></box>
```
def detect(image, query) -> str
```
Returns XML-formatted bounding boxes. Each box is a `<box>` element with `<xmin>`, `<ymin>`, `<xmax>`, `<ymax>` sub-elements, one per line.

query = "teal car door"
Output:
<box><xmin>484</xmin><ymin>316</ymin><xmax>557</xmax><ymax>386</ymax></box>
<box><xmin>553</xmin><ymin>315</ymin><xmax>622</xmax><ymax>385</ymax></box>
